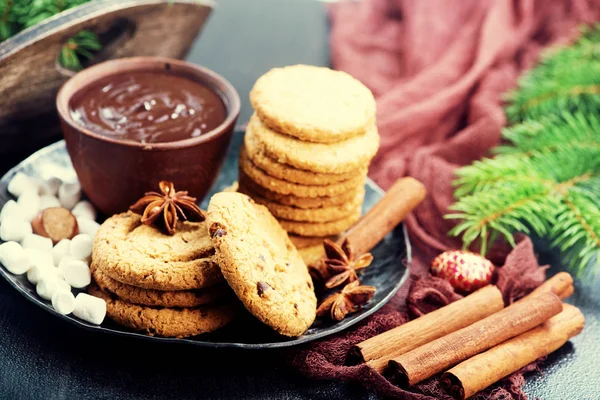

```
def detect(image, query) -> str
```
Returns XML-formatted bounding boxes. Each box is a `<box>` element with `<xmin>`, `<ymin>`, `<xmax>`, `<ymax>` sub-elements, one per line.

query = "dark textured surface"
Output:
<box><xmin>0</xmin><ymin>0</ymin><xmax>598</xmax><ymax>398</ymax></box>
<box><xmin>520</xmin><ymin>245</ymin><xmax>600</xmax><ymax>399</ymax></box>
<box><xmin>0</xmin><ymin>136</ymin><xmax>409</xmax><ymax>349</ymax></box>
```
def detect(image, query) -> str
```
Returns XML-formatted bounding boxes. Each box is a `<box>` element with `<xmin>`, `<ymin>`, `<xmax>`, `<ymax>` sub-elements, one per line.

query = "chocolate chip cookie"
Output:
<box><xmin>207</xmin><ymin>192</ymin><xmax>317</xmax><ymax>337</ymax></box>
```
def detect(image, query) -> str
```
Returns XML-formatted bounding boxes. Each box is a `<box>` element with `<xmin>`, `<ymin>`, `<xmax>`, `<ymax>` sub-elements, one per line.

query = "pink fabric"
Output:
<box><xmin>290</xmin><ymin>0</ymin><xmax>600</xmax><ymax>398</ymax></box>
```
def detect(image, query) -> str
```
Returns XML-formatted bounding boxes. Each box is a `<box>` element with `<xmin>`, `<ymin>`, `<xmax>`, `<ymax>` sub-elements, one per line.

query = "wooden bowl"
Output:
<box><xmin>0</xmin><ymin>0</ymin><xmax>214</xmax><ymax>175</ymax></box>
<box><xmin>56</xmin><ymin>57</ymin><xmax>240</xmax><ymax>215</ymax></box>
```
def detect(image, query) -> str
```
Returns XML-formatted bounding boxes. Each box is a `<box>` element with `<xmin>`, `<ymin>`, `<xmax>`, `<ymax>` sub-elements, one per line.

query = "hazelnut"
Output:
<box><xmin>32</xmin><ymin>207</ymin><xmax>79</xmax><ymax>244</ymax></box>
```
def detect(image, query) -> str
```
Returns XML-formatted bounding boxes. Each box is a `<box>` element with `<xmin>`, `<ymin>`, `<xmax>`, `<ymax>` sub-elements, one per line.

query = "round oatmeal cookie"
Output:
<box><xmin>207</xmin><ymin>192</ymin><xmax>317</xmax><ymax>337</ymax></box>
<box><xmin>250</xmin><ymin>65</ymin><xmax>376</xmax><ymax>143</ymax></box>
<box><xmin>249</xmin><ymin>185</ymin><xmax>365</xmax><ymax>222</ymax></box>
<box><xmin>289</xmin><ymin>234</ymin><xmax>338</xmax><ymax>250</ymax></box>
<box><xmin>91</xmin><ymin>263</ymin><xmax>231</xmax><ymax>308</ymax></box>
<box><xmin>238</xmin><ymin>171</ymin><xmax>362</xmax><ymax>209</ymax></box>
<box><xmin>93</xmin><ymin>212</ymin><xmax>224</xmax><ymax>291</ymax></box>
<box><xmin>244</xmin><ymin>133</ymin><xmax>367</xmax><ymax>185</ymax></box>
<box><xmin>278</xmin><ymin>207</ymin><xmax>362</xmax><ymax>237</ymax></box>
<box><xmin>89</xmin><ymin>284</ymin><xmax>236</xmax><ymax>338</ymax></box>
<box><xmin>246</xmin><ymin>114</ymin><xmax>379</xmax><ymax>174</ymax></box>
<box><xmin>239</xmin><ymin>147</ymin><xmax>366</xmax><ymax>198</ymax></box>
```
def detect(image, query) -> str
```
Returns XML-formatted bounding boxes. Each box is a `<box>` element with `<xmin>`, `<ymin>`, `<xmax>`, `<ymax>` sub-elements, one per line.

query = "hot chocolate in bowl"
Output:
<box><xmin>56</xmin><ymin>57</ymin><xmax>240</xmax><ymax>216</ymax></box>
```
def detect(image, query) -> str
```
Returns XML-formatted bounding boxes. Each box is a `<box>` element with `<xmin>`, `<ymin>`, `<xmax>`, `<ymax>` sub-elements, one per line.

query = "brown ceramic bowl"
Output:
<box><xmin>56</xmin><ymin>57</ymin><xmax>240</xmax><ymax>216</ymax></box>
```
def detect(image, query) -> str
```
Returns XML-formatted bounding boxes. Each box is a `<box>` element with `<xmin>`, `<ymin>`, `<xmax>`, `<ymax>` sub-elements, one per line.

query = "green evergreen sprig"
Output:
<box><xmin>448</xmin><ymin>24</ymin><xmax>600</xmax><ymax>276</ymax></box>
<box><xmin>505</xmin><ymin>23</ymin><xmax>600</xmax><ymax>122</ymax></box>
<box><xmin>57</xmin><ymin>29</ymin><xmax>101</xmax><ymax>70</ymax></box>
<box><xmin>0</xmin><ymin>0</ymin><xmax>99</xmax><ymax>71</ymax></box>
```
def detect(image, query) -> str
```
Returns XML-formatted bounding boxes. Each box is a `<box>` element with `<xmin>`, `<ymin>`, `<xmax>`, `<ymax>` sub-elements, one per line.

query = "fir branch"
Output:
<box><xmin>495</xmin><ymin>112</ymin><xmax>600</xmax><ymax>156</ymax></box>
<box><xmin>505</xmin><ymin>24</ymin><xmax>600</xmax><ymax>122</ymax></box>
<box><xmin>552</xmin><ymin>191</ymin><xmax>600</xmax><ymax>276</ymax></box>
<box><xmin>0</xmin><ymin>0</ymin><xmax>93</xmax><ymax>40</ymax></box>
<box><xmin>447</xmin><ymin>181</ymin><xmax>557</xmax><ymax>255</ymax></box>
<box><xmin>504</xmin><ymin>59</ymin><xmax>600</xmax><ymax>122</ymax></box>
<box><xmin>453</xmin><ymin>144</ymin><xmax>600</xmax><ymax>197</ymax></box>
<box><xmin>0</xmin><ymin>0</ymin><xmax>17</xmax><ymax>41</ymax></box>
<box><xmin>449</xmin><ymin>23</ymin><xmax>600</xmax><ymax>275</ymax></box>
<box><xmin>57</xmin><ymin>29</ymin><xmax>101</xmax><ymax>71</ymax></box>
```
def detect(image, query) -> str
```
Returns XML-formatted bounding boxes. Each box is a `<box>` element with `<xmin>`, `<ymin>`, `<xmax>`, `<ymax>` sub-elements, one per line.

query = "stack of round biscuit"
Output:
<box><xmin>239</xmin><ymin>65</ymin><xmax>379</xmax><ymax>241</ymax></box>
<box><xmin>89</xmin><ymin>212</ymin><xmax>237</xmax><ymax>338</ymax></box>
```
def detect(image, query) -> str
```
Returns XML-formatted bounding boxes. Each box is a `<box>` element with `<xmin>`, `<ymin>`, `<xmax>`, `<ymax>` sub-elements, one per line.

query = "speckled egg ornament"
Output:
<box><xmin>431</xmin><ymin>250</ymin><xmax>494</xmax><ymax>293</ymax></box>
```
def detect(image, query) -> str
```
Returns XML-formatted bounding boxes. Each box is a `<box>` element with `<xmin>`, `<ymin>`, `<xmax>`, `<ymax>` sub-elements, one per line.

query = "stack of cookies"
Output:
<box><xmin>88</xmin><ymin>191</ymin><xmax>318</xmax><ymax>338</ymax></box>
<box><xmin>89</xmin><ymin>212</ymin><xmax>237</xmax><ymax>338</ymax></box>
<box><xmin>238</xmin><ymin>65</ymin><xmax>379</xmax><ymax>242</ymax></box>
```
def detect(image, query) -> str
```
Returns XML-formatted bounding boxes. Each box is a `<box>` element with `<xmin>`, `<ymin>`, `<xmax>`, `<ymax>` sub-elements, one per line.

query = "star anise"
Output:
<box><xmin>129</xmin><ymin>181</ymin><xmax>205</xmax><ymax>235</ymax></box>
<box><xmin>323</xmin><ymin>238</ymin><xmax>374</xmax><ymax>289</ymax></box>
<box><xmin>308</xmin><ymin>259</ymin><xmax>329</xmax><ymax>291</ymax></box>
<box><xmin>316</xmin><ymin>281</ymin><xmax>376</xmax><ymax>321</ymax></box>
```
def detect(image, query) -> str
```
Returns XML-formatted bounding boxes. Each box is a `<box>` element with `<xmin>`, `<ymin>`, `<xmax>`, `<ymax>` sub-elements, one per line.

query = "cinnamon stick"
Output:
<box><xmin>441</xmin><ymin>303</ymin><xmax>584</xmax><ymax>399</ymax></box>
<box><xmin>385</xmin><ymin>292</ymin><xmax>563</xmax><ymax>387</ymax></box>
<box><xmin>521</xmin><ymin>271</ymin><xmax>574</xmax><ymax>302</ymax></box>
<box><xmin>353</xmin><ymin>272</ymin><xmax>574</xmax><ymax>373</ymax></box>
<box><xmin>350</xmin><ymin>285</ymin><xmax>504</xmax><ymax>372</ymax></box>
<box><xmin>339</xmin><ymin>177</ymin><xmax>426</xmax><ymax>256</ymax></box>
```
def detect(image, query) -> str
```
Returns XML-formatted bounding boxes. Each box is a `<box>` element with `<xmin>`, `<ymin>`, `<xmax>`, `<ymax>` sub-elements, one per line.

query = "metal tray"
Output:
<box><xmin>0</xmin><ymin>132</ymin><xmax>410</xmax><ymax>348</ymax></box>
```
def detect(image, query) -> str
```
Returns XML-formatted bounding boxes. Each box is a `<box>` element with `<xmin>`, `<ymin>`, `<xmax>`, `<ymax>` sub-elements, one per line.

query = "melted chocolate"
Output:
<box><xmin>69</xmin><ymin>72</ymin><xmax>227</xmax><ymax>143</ymax></box>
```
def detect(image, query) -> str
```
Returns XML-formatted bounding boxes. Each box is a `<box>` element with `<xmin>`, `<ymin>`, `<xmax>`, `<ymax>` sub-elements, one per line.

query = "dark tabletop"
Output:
<box><xmin>1</xmin><ymin>0</ymin><xmax>599</xmax><ymax>399</ymax></box>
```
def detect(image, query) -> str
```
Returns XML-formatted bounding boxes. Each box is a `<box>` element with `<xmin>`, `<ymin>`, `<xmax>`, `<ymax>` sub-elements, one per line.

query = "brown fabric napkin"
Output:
<box><xmin>290</xmin><ymin>0</ymin><xmax>600</xmax><ymax>398</ymax></box>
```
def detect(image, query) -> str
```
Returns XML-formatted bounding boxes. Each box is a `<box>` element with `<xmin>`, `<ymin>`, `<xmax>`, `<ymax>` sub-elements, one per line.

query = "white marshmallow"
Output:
<box><xmin>58</xmin><ymin>183</ymin><xmax>81</xmax><ymax>210</ymax></box>
<box><xmin>36</xmin><ymin>276</ymin><xmax>70</xmax><ymax>301</ymax></box>
<box><xmin>38</xmin><ymin>177</ymin><xmax>62</xmax><ymax>196</ymax></box>
<box><xmin>52</xmin><ymin>239</ymin><xmax>71</xmax><ymax>266</ymax></box>
<box><xmin>76</xmin><ymin>218</ymin><xmax>100</xmax><ymax>238</ymax></box>
<box><xmin>71</xmin><ymin>201</ymin><xmax>96</xmax><ymax>221</ymax></box>
<box><xmin>73</xmin><ymin>293</ymin><xmax>106</xmax><ymax>325</ymax></box>
<box><xmin>26</xmin><ymin>265</ymin><xmax>45</xmax><ymax>285</ymax></box>
<box><xmin>0</xmin><ymin>200</ymin><xmax>27</xmax><ymax>223</ymax></box>
<box><xmin>0</xmin><ymin>241</ymin><xmax>31</xmax><ymax>275</ymax></box>
<box><xmin>0</xmin><ymin>217</ymin><xmax>33</xmax><ymax>242</ymax></box>
<box><xmin>8</xmin><ymin>173</ymin><xmax>39</xmax><ymax>198</ymax></box>
<box><xmin>58</xmin><ymin>254</ymin><xmax>81</xmax><ymax>273</ymax></box>
<box><xmin>51</xmin><ymin>290</ymin><xmax>76</xmax><ymax>315</ymax></box>
<box><xmin>21</xmin><ymin>234</ymin><xmax>53</xmax><ymax>252</ymax></box>
<box><xmin>62</xmin><ymin>260</ymin><xmax>91</xmax><ymax>288</ymax></box>
<box><xmin>38</xmin><ymin>195</ymin><xmax>62</xmax><ymax>211</ymax></box>
<box><xmin>69</xmin><ymin>234</ymin><xmax>93</xmax><ymax>260</ymax></box>
<box><xmin>27</xmin><ymin>263</ymin><xmax>63</xmax><ymax>285</ymax></box>
<box><xmin>17</xmin><ymin>189</ymin><xmax>40</xmax><ymax>222</ymax></box>
<box><xmin>24</xmin><ymin>248</ymin><xmax>55</xmax><ymax>268</ymax></box>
